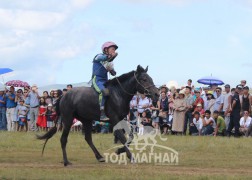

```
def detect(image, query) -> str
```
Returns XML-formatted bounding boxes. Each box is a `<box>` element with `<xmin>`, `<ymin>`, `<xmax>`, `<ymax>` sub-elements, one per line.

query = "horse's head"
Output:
<box><xmin>135</xmin><ymin>65</ymin><xmax>159</xmax><ymax>105</ymax></box>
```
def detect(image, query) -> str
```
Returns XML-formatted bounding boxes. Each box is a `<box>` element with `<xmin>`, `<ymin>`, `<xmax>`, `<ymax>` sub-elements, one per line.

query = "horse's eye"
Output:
<box><xmin>143</xmin><ymin>79</ymin><xmax>147</xmax><ymax>82</ymax></box>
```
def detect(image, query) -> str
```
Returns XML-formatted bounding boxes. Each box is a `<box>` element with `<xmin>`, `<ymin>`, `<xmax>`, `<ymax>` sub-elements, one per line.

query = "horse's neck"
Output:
<box><xmin>109</xmin><ymin>77</ymin><xmax>137</xmax><ymax>106</ymax></box>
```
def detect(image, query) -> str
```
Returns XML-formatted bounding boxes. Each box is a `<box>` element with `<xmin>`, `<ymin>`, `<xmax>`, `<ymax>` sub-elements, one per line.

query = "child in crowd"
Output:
<box><xmin>45</xmin><ymin>104</ymin><xmax>56</xmax><ymax>130</ymax></box>
<box><xmin>17</xmin><ymin>100</ymin><xmax>28</xmax><ymax>132</ymax></box>
<box><xmin>202</xmin><ymin>110</ymin><xmax>216</xmax><ymax>135</ymax></box>
<box><xmin>138</xmin><ymin>109</ymin><xmax>152</xmax><ymax>135</ymax></box>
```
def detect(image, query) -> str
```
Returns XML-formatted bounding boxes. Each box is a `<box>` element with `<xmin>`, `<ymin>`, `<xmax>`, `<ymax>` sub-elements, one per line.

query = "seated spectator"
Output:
<box><xmin>193</xmin><ymin>103</ymin><xmax>205</xmax><ymax>116</ymax></box>
<box><xmin>202</xmin><ymin>110</ymin><xmax>216</xmax><ymax>135</ymax></box>
<box><xmin>138</xmin><ymin>109</ymin><xmax>152</xmax><ymax>135</ymax></box>
<box><xmin>239</xmin><ymin>111</ymin><xmax>252</xmax><ymax>135</ymax></box>
<box><xmin>189</xmin><ymin>111</ymin><xmax>203</xmax><ymax>136</ymax></box>
<box><xmin>94</xmin><ymin>120</ymin><xmax>109</xmax><ymax>134</ymax></box>
<box><xmin>213</xmin><ymin>110</ymin><xmax>226</xmax><ymax>136</ymax></box>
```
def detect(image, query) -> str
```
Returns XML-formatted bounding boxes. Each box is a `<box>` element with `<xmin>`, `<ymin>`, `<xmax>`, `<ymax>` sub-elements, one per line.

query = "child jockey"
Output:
<box><xmin>92</xmin><ymin>41</ymin><xmax>118</xmax><ymax>120</ymax></box>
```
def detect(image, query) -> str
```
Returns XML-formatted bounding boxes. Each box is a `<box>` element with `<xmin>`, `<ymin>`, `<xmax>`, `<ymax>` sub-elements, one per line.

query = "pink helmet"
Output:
<box><xmin>101</xmin><ymin>41</ymin><xmax>118</xmax><ymax>52</ymax></box>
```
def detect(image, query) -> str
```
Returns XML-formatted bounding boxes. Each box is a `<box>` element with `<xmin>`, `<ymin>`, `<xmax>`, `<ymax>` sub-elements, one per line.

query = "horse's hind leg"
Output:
<box><xmin>83</xmin><ymin>120</ymin><xmax>105</xmax><ymax>162</ymax></box>
<box><xmin>60</xmin><ymin>116</ymin><xmax>72</xmax><ymax>166</ymax></box>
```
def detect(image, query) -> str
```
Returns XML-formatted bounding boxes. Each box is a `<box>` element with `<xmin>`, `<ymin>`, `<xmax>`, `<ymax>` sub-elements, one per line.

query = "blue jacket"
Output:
<box><xmin>92</xmin><ymin>54</ymin><xmax>109</xmax><ymax>81</ymax></box>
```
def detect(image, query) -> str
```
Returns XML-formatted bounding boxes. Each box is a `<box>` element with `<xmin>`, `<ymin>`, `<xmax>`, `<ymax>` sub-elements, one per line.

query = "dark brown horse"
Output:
<box><xmin>37</xmin><ymin>65</ymin><xmax>159</xmax><ymax>166</ymax></box>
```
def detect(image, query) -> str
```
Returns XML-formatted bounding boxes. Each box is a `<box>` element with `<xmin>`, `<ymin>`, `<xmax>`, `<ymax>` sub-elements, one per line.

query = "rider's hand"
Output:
<box><xmin>110</xmin><ymin>69</ymin><xmax>117</xmax><ymax>76</ymax></box>
<box><xmin>107</xmin><ymin>52</ymin><xmax>118</xmax><ymax>62</ymax></box>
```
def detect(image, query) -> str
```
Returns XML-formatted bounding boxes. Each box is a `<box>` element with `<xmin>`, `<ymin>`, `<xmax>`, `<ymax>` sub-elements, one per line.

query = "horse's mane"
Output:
<box><xmin>106</xmin><ymin>70</ymin><xmax>135</xmax><ymax>87</ymax></box>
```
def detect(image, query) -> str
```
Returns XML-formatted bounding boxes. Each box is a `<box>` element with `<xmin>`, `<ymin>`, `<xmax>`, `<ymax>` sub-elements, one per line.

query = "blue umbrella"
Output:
<box><xmin>0</xmin><ymin>68</ymin><xmax>13</xmax><ymax>75</ymax></box>
<box><xmin>197</xmin><ymin>76</ymin><xmax>224</xmax><ymax>85</ymax></box>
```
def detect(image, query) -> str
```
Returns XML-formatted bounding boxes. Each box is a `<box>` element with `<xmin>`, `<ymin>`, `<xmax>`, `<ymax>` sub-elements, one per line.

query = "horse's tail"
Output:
<box><xmin>36</xmin><ymin>126</ymin><xmax>57</xmax><ymax>156</ymax></box>
<box><xmin>37</xmin><ymin>95</ymin><xmax>63</xmax><ymax>156</ymax></box>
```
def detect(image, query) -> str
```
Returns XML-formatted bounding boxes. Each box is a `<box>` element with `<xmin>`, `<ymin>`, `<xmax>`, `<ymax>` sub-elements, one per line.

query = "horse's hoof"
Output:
<box><xmin>115</xmin><ymin>149</ymin><xmax>120</xmax><ymax>155</ymax></box>
<box><xmin>98</xmin><ymin>157</ymin><xmax>105</xmax><ymax>162</ymax></box>
<box><xmin>64</xmin><ymin>161</ymin><xmax>72</xmax><ymax>166</ymax></box>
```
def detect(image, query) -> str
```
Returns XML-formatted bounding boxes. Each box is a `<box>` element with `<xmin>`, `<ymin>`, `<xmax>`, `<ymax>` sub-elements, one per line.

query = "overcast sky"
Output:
<box><xmin>1</xmin><ymin>0</ymin><xmax>252</xmax><ymax>88</ymax></box>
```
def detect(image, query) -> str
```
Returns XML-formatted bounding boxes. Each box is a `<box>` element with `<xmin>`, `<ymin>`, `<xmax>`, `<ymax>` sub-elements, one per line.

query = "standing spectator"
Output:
<box><xmin>182</xmin><ymin>79</ymin><xmax>194</xmax><ymax>90</ymax></box>
<box><xmin>159</xmin><ymin>92</ymin><xmax>169</xmax><ymax>134</ymax></box>
<box><xmin>128</xmin><ymin>94</ymin><xmax>138</xmax><ymax>133</ymax></box>
<box><xmin>43</xmin><ymin>91</ymin><xmax>52</xmax><ymax>105</ymax></box>
<box><xmin>14</xmin><ymin>89</ymin><xmax>24</xmax><ymax>130</ymax></box>
<box><xmin>36</xmin><ymin>97</ymin><xmax>47</xmax><ymax>131</ymax></box>
<box><xmin>239</xmin><ymin>111</ymin><xmax>252</xmax><ymax>135</ymax></box>
<box><xmin>172</xmin><ymin>91</ymin><xmax>187</xmax><ymax>134</ymax></box>
<box><xmin>213</xmin><ymin>87</ymin><xmax>224</xmax><ymax>113</ymax></box>
<box><xmin>159</xmin><ymin>85</ymin><xmax>168</xmax><ymax>94</ymax></box>
<box><xmin>6</xmin><ymin>86</ymin><xmax>16</xmax><ymax>131</ymax></box>
<box><xmin>227</xmin><ymin>85</ymin><xmax>242</xmax><ymax>137</ymax></box>
<box><xmin>240</xmin><ymin>80</ymin><xmax>246</xmax><ymax>88</ymax></box>
<box><xmin>190</xmin><ymin>111</ymin><xmax>203</xmax><ymax>136</ymax></box>
<box><xmin>63</xmin><ymin>88</ymin><xmax>68</xmax><ymax>96</ymax></box>
<box><xmin>193</xmin><ymin>89</ymin><xmax>204</xmax><ymax>111</ymax></box>
<box><xmin>67</xmin><ymin>84</ymin><xmax>73</xmax><ymax>91</ymax></box>
<box><xmin>23</xmin><ymin>89</ymin><xmax>30</xmax><ymax>131</ymax></box>
<box><xmin>52</xmin><ymin>90</ymin><xmax>59</xmax><ymax>106</ymax></box>
<box><xmin>45</xmin><ymin>104</ymin><xmax>56</xmax><ymax>130</ymax></box>
<box><xmin>202</xmin><ymin>87</ymin><xmax>209</xmax><ymax>110</ymax></box>
<box><xmin>0</xmin><ymin>88</ymin><xmax>6</xmax><ymax>130</ymax></box>
<box><xmin>150</xmin><ymin>99</ymin><xmax>160</xmax><ymax>130</ymax></box>
<box><xmin>184</xmin><ymin>86</ymin><xmax>194</xmax><ymax>135</ymax></box>
<box><xmin>213</xmin><ymin>111</ymin><xmax>226</xmax><ymax>136</ymax></box>
<box><xmin>241</xmin><ymin>86</ymin><xmax>251</xmax><ymax>114</ymax></box>
<box><xmin>28</xmin><ymin>84</ymin><xmax>40</xmax><ymax>131</ymax></box>
<box><xmin>49</xmin><ymin>90</ymin><xmax>54</xmax><ymax>98</ymax></box>
<box><xmin>17</xmin><ymin>99</ymin><xmax>28</xmax><ymax>132</ymax></box>
<box><xmin>223</xmin><ymin>84</ymin><xmax>232</xmax><ymax>130</ymax></box>
<box><xmin>137</xmin><ymin>94</ymin><xmax>151</xmax><ymax>117</ymax></box>
<box><xmin>205</xmin><ymin>91</ymin><xmax>215</xmax><ymax>115</ymax></box>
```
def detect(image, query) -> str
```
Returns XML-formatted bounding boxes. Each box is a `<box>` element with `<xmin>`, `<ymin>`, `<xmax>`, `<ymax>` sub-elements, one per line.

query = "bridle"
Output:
<box><xmin>115</xmin><ymin>72</ymin><xmax>156</xmax><ymax>96</ymax></box>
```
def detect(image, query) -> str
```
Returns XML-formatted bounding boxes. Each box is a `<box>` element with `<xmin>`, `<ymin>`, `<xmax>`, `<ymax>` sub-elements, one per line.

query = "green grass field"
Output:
<box><xmin>1</xmin><ymin>131</ymin><xmax>252</xmax><ymax>180</ymax></box>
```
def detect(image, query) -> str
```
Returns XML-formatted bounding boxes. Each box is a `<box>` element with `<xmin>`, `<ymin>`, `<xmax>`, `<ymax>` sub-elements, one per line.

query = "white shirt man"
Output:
<box><xmin>137</xmin><ymin>95</ymin><xmax>151</xmax><ymax>114</ymax></box>
<box><xmin>240</xmin><ymin>116</ymin><xmax>252</xmax><ymax>128</ymax></box>
<box><xmin>193</xmin><ymin>117</ymin><xmax>203</xmax><ymax>131</ymax></box>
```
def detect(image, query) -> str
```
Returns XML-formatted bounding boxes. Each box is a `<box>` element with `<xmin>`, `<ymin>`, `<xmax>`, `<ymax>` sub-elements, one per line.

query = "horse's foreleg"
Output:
<box><xmin>83</xmin><ymin>121</ymin><xmax>104</xmax><ymax>162</ymax></box>
<box><xmin>114</xmin><ymin>129</ymin><xmax>132</xmax><ymax>160</ymax></box>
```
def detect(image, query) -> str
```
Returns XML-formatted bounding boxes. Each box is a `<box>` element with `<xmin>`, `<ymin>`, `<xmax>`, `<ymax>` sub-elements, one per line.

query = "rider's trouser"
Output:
<box><xmin>92</xmin><ymin>75</ymin><xmax>107</xmax><ymax>108</ymax></box>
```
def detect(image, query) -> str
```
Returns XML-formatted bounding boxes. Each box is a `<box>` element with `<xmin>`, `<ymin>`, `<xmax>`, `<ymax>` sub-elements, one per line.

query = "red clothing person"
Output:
<box><xmin>37</xmin><ymin>105</ymin><xmax>47</xmax><ymax>128</ymax></box>
<box><xmin>193</xmin><ymin>90</ymin><xmax>204</xmax><ymax>111</ymax></box>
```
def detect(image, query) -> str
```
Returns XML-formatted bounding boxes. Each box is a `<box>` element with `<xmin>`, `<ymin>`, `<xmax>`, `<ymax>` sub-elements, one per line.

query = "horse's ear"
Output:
<box><xmin>137</xmin><ymin>65</ymin><xmax>144</xmax><ymax>73</ymax></box>
<box><xmin>145</xmin><ymin>66</ymin><xmax>148</xmax><ymax>73</ymax></box>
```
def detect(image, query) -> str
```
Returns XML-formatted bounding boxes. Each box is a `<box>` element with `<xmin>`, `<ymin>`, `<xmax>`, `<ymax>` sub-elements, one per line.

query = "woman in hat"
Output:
<box><xmin>205</xmin><ymin>91</ymin><xmax>215</xmax><ymax>115</ymax></box>
<box><xmin>172</xmin><ymin>90</ymin><xmax>187</xmax><ymax>134</ymax></box>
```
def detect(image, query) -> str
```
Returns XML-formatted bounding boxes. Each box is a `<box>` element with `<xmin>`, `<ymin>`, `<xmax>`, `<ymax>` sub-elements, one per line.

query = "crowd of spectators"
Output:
<box><xmin>0</xmin><ymin>84</ymin><xmax>73</xmax><ymax>132</ymax></box>
<box><xmin>0</xmin><ymin>79</ymin><xmax>252</xmax><ymax>138</ymax></box>
<box><xmin>128</xmin><ymin>79</ymin><xmax>252</xmax><ymax>137</ymax></box>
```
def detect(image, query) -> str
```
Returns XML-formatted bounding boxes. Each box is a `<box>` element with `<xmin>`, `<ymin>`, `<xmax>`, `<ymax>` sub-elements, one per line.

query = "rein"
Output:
<box><xmin>114</xmin><ymin>72</ymin><xmax>155</xmax><ymax>96</ymax></box>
